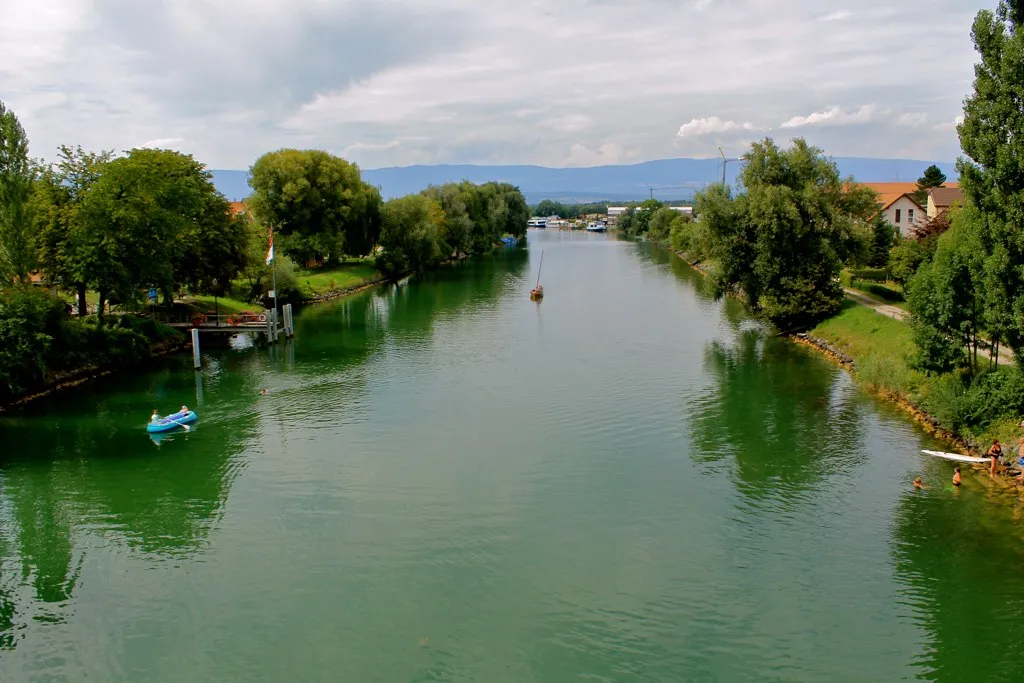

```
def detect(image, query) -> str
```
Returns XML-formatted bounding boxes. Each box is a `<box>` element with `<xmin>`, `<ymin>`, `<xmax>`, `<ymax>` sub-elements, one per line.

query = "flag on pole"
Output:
<box><xmin>266</xmin><ymin>229</ymin><xmax>274</xmax><ymax>265</ymax></box>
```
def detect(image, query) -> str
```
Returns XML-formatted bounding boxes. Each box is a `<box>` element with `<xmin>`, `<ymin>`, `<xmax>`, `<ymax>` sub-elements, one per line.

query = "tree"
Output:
<box><xmin>868</xmin><ymin>215</ymin><xmax>897</xmax><ymax>268</ymax></box>
<box><xmin>619</xmin><ymin>199</ymin><xmax>664</xmax><ymax>236</ymax></box>
<box><xmin>376</xmin><ymin>194</ymin><xmax>445</xmax><ymax>278</ymax></box>
<box><xmin>956</xmin><ymin>0</ymin><xmax>1024</xmax><ymax>356</ymax></box>
<box><xmin>699</xmin><ymin>138</ymin><xmax>878</xmax><ymax>329</ymax></box>
<box><xmin>0</xmin><ymin>99</ymin><xmax>36</xmax><ymax>284</ymax></box>
<box><xmin>913</xmin><ymin>164</ymin><xmax>948</xmax><ymax>205</ymax></box>
<box><xmin>647</xmin><ymin>207</ymin><xmax>679</xmax><ymax>242</ymax></box>
<box><xmin>907</xmin><ymin>212</ymin><xmax>985</xmax><ymax>374</ymax></box>
<box><xmin>33</xmin><ymin>145</ymin><xmax>114</xmax><ymax>315</ymax></box>
<box><xmin>248</xmin><ymin>149</ymin><xmax>382</xmax><ymax>266</ymax></box>
<box><xmin>78</xmin><ymin>148</ymin><xmax>240</xmax><ymax>323</ymax></box>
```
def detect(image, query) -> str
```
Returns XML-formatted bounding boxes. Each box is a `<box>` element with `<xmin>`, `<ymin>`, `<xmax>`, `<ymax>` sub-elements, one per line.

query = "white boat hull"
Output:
<box><xmin>921</xmin><ymin>449</ymin><xmax>989</xmax><ymax>464</ymax></box>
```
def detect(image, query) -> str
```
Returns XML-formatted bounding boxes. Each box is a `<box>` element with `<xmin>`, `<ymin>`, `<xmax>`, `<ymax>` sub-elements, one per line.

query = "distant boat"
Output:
<box><xmin>530</xmin><ymin>250</ymin><xmax>545</xmax><ymax>300</ymax></box>
<box><xmin>528</xmin><ymin>218</ymin><xmax>547</xmax><ymax>228</ymax></box>
<box><xmin>585</xmin><ymin>222</ymin><xmax>606</xmax><ymax>232</ymax></box>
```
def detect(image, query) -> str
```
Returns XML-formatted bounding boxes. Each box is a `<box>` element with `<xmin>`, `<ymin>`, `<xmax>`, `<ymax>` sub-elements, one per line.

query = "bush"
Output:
<box><xmin>0</xmin><ymin>288</ymin><xmax>162</xmax><ymax>402</ymax></box>
<box><xmin>851</xmin><ymin>267</ymin><xmax>889</xmax><ymax>282</ymax></box>
<box><xmin>919</xmin><ymin>368</ymin><xmax>1024</xmax><ymax>435</ymax></box>
<box><xmin>0</xmin><ymin>287</ymin><xmax>67</xmax><ymax>399</ymax></box>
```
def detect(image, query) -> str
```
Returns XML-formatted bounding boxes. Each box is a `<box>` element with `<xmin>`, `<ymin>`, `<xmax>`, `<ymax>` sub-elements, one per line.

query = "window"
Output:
<box><xmin>895</xmin><ymin>208</ymin><xmax>902</xmax><ymax>223</ymax></box>
<box><xmin>908</xmin><ymin>208</ymin><xmax>915</xmax><ymax>223</ymax></box>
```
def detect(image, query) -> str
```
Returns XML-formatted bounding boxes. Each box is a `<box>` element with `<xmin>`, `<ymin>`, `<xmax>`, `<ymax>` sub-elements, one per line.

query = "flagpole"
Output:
<box><xmin>268</xmin><ymin>226</ymin><xmax>279</xmax><ymax>341</ymax></box>
<box><xmin>271</xmin><ymin>227</ymin><xmax>279</xmax><ymax>340</ymax></box>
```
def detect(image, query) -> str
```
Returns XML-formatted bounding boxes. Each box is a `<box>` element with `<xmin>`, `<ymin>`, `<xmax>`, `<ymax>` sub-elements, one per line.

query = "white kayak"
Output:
<box><xmin>921</xmin><ymin>449</ymin><xmax>989</xmax><ymax>464</ymax></box>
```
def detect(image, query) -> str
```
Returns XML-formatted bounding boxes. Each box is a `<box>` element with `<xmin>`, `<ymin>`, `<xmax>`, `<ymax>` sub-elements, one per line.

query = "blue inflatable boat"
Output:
<box><xmin>146</xmin><ymin>410</ymin><xmax>198</xmax><ymax>434</ymax></box>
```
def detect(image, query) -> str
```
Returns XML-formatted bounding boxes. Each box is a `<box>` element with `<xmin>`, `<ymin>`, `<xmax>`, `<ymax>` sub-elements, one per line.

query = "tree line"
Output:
<box><xmin>0</xmin><ymin>99</ymin><xmax>527</xmax><ymax>401</ymax></box>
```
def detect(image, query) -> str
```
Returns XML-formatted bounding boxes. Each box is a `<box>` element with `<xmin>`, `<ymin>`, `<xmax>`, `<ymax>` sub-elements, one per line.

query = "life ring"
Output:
<box><xmin>257</xmin><ymin>314</ymin><xmax>267</xmax><ymax>322</ymax></box>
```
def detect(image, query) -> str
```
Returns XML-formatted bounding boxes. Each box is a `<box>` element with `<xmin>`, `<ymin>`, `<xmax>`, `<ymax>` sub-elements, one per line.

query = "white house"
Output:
<box><xmin>607</xmin><ymin>206</ymin><xmax>628</xmax><ymax>217</ymax></box>
<box><xmin>858</xmin><ymin>182</ymin><xmax>926</xmax><ymax>238</ymax></box>
<box><xmin>668</xmin><ymin>206</ymin><xmax>694</xmax><ymax>216</ymax></box>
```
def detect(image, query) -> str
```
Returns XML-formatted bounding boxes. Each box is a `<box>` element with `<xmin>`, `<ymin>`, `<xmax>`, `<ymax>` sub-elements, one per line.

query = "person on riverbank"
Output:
<box><xmin>953</xmin><ymin>467</ymin><xmax>962</xmax><ymax>487</ymax></box>
<box><xmin>988</xmin><ymin>440</ymin><xmax>1003</xmax><ymax>477</ymax></box>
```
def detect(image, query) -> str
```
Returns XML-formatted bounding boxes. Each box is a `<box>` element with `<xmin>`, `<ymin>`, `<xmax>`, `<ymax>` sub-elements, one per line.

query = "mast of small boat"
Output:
<box><xmin>535</xmin><ymin>250</ymin><xmax>544</xmax><ymax>289</ymax></box>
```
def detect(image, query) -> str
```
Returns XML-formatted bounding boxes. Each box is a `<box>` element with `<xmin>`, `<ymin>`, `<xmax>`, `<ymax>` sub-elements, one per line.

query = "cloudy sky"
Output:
<box><xmin>1</xmin><ymin>0</ymin><xmax>986</xmax><ymax>170</ymax></box>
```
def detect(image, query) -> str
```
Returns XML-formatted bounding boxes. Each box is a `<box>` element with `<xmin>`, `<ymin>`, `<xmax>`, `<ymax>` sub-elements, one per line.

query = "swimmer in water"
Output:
<box><xmin>913</xmin><ymin>477</ymin><xmax>925</xmax><ymax>490</ymax></box>
<box><xmin>259</xmin><ymin>389</ymin><xmax>269</xmax><ymax>396</ymax></box>
<box><xmin>953</xmin><ymin>467</ymin><xmax>962</xmax><ymax>487</ymax></box>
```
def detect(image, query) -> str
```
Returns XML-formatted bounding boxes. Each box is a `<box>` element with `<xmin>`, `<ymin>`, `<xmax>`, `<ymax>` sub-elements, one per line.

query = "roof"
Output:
<box><xmin>927</xmin><ymin>186</ymin><xmax>964</xmax><ymax>209</ymax></box>
<box><xmin>228</xmin><ymin>201</ymin><xmax>247</xmax><ymax>215</ymax></box>
<box><xmin>857</xmin><ymin>181</ymin><xmax>958</xmax><ymax>212</ymax></box>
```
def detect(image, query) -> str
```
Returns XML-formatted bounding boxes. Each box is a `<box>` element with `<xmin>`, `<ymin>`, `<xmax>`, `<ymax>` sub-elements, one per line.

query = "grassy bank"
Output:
<box><xmin>296</xmin><ymin>263</ymin><xmax>381</xmax><ymax>299</ymax></box>
<box><xmin>810</xmin><ymin>301</ymin><xmax>1022</xmax><ymax>451</ymax></box>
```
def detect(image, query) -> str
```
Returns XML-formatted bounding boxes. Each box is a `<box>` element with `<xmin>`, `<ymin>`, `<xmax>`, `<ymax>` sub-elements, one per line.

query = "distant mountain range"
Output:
<box><xmin>211</xmin><ymin>157</ymin><xmax>959</xmax><ymax>205</ymax></box>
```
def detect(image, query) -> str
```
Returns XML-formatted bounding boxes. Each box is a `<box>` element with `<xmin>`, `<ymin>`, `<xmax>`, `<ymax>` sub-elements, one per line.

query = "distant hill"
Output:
<box><xmin>211</xmin><ymin>157</ymin><xmax>958</xmax><ymax>204</ymax></box>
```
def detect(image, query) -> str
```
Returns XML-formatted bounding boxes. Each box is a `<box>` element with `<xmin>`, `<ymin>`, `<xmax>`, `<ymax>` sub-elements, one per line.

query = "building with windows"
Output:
<box><xmin>858</xmin><ymin>182</ymin><xmax>957</xmax><ymax>238</ymax></box>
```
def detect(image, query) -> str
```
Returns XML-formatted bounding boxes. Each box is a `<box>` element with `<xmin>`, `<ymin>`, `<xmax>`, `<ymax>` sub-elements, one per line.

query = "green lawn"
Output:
<box><xmin>185</xmin><ymin>295</ymin><xmax>254</xmax><ymax>315</ymax></box>
<box><xmin>813</xmin><ymin>300</ymin><xmax>915</xmax><ymax>366</ymax></box>
<box><xmin>296</xmin><ymin>263</ymin><xmax>381</xmax><ymax>298</ymax></box>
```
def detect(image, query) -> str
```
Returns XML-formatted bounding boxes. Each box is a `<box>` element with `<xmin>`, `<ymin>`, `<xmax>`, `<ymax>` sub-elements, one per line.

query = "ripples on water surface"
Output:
<box><xmin>2</xmin><ymin>231</ymin><xmax>1024</xmax><ymax>682</ymax></box>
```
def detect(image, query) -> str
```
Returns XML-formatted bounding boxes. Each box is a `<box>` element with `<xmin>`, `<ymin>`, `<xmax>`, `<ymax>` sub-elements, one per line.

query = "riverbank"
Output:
<box><xmin>0</xmin><ymin>330</ymin><xmax>189</xmax><ymax>414</ymax></box>
<box><xmin>670</xmin><ymin>249</ymin><xmax>1024</xmax><ymax>467</ymax></box>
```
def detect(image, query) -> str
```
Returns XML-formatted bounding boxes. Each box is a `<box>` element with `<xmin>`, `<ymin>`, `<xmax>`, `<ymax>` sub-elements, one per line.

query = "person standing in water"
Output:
<box><xmin>988</xmin><ymin>439</ymin><xmax>1003</xmax><ymax>477</ymax></box>
<box><xmin>953</xmin><ymin>467</ymin><xmax>962</xmax><ymax>487</ymax></box>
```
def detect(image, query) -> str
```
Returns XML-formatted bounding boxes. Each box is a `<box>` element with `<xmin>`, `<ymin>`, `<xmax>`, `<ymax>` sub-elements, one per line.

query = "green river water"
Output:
<box><xmin>1</xmin><ymin>230</ymin><xmax>1024</xmax><ymax>682</ymax></box>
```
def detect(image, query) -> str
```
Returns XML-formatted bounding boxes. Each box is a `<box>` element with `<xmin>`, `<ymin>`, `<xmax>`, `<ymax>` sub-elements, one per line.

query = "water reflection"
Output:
<box><xmin>690</xmin><ymin>326</ymin><xmax>865</xmax><ymax>496</ymax></box>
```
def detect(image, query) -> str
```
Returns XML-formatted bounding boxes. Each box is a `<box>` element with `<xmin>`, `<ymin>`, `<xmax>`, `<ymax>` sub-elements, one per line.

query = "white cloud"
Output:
<box><xmin>677</xmin><ymin>117</ymin><xmax>756</xmax><ymax>138</ymax></box>
<box><xmin>896</xmin><ymin>112</ymin><xmax>929</xmax><ymax>127</ymax></box>
<box><xmin>780</xmin><ymin>105</ymin><xmax>879</xmax><ymax>128</ymax></box>
<box><xmin>820</xmin><ymin>11</ymin><xmax>853</xmax><ymax>21</ymax></box>
<box><xmin>0</xmin><ymin>0</ymin><xmax>984</xmax><ymax>169</ymax></box>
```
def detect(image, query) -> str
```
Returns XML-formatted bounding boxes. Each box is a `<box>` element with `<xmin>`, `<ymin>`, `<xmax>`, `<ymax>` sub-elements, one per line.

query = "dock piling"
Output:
<box><xmin>191</xmin><ymin>328</ymin><xmax>201</xmax><ymax>369</ymax></box>
<box><xmin>283</xmin><ymin>304</ymin><xmax>294</xmax><ymax>338</ymax></box>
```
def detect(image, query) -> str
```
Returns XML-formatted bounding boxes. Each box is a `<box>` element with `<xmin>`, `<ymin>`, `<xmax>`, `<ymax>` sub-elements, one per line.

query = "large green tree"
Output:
<box><xmin>376</xmin><ymin>194</ymin><xmax>445</xmax><ymax>278</ymax></box>
<box><xmin>699</xmin><ymin>138</ymin><xmax>877</xmax><ymax>329</ymax></box>
<box><xmin>957</xmin><ymin>0</ymin><xmax>1024</xmax><ymax>355</ymax></box>
<box><xmin>248</xmin><ymin>149</ymin><xmax>382</xmax><ymax>266</ymax></box>
<box><xmin>34</xmin><ymin>145</ymin><xmax>115</xmax><ymax>315</ymax></box>
<box><xmin>0</xmin><ymin>99</ymin><xmax>36</xmax><ymax>284</ymax></box>
<box><xmin>78</xmin><ymin>148</ymin><xmax>242</xmax><ymax>322</ymax></box>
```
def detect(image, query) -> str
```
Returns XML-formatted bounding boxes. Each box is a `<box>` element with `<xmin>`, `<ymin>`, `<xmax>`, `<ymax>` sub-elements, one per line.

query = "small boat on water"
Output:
<box><xmin>147</xmin><ymin>409</ymin><xmax>198</xmax><ymax>434</ymax></box>
<box><xmin>585</xmin><ymin>221</ymin><xmax>606</xmax><ymax>232</ymax></box>
<box><xmin>530</xmin><ymin>250</ymin><xmax>545</xmax><ymax>300</ymax></box>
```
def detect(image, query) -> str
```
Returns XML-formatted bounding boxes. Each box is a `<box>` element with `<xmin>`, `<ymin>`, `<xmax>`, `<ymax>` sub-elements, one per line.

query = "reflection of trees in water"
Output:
<box><xmin>0</xmin><ymin>411</ymin><xmax>252</xmax><ymax>650</ymax></box>
<box><xmin>689</xmin><ymin>327</ymin><xmax>865</xmax><ymax>496</ymax></box>
<box><xmin>295</xmin><ymin>249</ymin><xmax>528</xmax><ymax>359</ymax></box>
<box><xmin>891</xmin><ymin>489</ymin><xmax>1024</xmax><ymax>681</ymax></box>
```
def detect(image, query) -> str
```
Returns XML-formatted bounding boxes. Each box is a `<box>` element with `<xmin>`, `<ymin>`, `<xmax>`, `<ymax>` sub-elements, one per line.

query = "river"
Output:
<box><xmin>1</xmin><ymin>230</ymin><xmax>1023</xmax><ymax>682</ymax></box>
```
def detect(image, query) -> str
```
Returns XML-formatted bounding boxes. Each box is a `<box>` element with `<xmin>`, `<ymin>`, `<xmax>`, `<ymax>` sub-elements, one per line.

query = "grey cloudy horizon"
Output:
<box><xmin>1</xmin><ymin>0</ymin><xmax>986</xmax><ymax>170</ymax></box>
